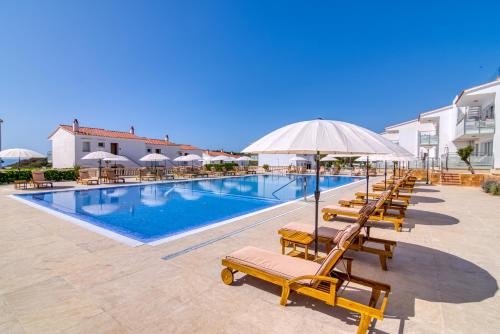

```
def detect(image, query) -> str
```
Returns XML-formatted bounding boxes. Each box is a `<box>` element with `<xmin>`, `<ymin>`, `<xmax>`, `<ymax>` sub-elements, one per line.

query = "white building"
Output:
<box><xmin>382</xmin><ymin>79</ymin><xmax>498</xmax><ymax>171</ymax></box>
<box><xmin>257</xmin><ymin>154</ymin><xmax>317</xmax><ymax>169</ymax></box>
<box><xmin>49</xmin><ymin>119</ymin><xmax>203</xmax><ymax>168</ymax></box>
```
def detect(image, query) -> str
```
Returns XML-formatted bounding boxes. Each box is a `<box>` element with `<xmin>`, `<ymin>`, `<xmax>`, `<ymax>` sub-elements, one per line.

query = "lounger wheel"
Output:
<box><xmin>323</xmin><ymin>213</ymin><xmax>335</xmax><ymax>221</ymax></box>
<box><xmin>221</xmin><ymin>268</ymin><xmax>234</xmax><ymax>285</ymax></box>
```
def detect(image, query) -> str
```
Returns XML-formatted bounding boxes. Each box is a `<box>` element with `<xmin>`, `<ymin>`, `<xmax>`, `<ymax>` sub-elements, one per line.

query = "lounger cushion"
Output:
<box><xmin>323</xmin><ymin>205</ymin><xmax>361</xmax><ymax>214</ymax></box>
<box><xmin>226</xmin><ymin>246</ymin><xmax>320</xmax><ymax>283</ymax></box>
<box><xmin>281</xmin><ymin>222</ymin><xmax>341</xmax><ymax>240</ymax></box>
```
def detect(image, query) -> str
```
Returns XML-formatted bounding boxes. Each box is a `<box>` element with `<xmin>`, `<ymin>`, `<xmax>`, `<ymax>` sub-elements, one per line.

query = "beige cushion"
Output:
<box><xmin>323</xmin><ymin>205</ymin><xmax>361</xmax><ymax>214</ymax></box>
<box><xmin>226</xmin><ymin>246</ymin><xmax>320</xmax><ymax>283</ymax></box>
<box><xmin>281</xmin><ymin>222</ymin><xmax>342</xmax><ymax>240</ymax></box>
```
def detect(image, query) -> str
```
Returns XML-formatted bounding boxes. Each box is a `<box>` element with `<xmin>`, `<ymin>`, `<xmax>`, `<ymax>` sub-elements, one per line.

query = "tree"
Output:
<box><xmin>457</xmin><ymin>145</ymin><xmax>475</xmax><ymax>174</ymax></box>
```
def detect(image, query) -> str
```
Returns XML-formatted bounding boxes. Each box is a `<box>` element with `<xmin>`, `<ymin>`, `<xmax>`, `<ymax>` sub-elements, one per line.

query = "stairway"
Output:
<box><xmin>441</xmin><ymin>172</ymin><xmax>461</xmax><ymax>185</ymax></box>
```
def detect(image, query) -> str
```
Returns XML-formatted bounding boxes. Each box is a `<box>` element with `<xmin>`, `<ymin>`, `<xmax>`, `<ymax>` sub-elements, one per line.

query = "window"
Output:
<box><xmin>98</xmin><ymin>142</ymin><xmax>105</xmax><ymax>148</ymax></box>
<box><xmin>82</xmin><ymin>142</ymin><xmax>90</xmax><ymax>152</ymax></box>
<box><xmin>147</xmin><ymin>148</ymin><xmax>152</xmax><ymax>153</ymax></box>
<box><xmin>155</xmin><ymin>149</ymin><xmax>161</xmax><ymax>153</ymax></box>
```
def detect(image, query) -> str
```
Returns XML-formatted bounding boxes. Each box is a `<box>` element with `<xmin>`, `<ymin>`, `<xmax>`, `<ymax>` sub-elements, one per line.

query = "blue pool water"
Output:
<box><xmin>17</xmin><ymin>175</ymin><xmax>361</xmax><ymax>243</ymax></box>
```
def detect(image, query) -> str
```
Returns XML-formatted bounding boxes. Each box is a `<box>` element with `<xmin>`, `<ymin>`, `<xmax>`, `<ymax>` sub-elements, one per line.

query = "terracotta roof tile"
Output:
<box><xmin>60</xmin><ymin>125</ymin><xmax>141</xmax><ymax>140</ymax></box>
<box><xmin>56</xmin><ymin>125</ymin><xmax>202</xmax><ymax>150</ymax></box>
<box><xmin>205</xmin><ymin>150</ymin><xmax>240</xmax><ymax>158</ymax></box>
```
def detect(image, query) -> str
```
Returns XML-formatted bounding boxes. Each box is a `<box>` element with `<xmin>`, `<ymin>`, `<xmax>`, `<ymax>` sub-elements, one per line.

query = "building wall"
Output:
<box><xmin>50</xmin><ymin>129</ymin><xmax>76</xmax><ymax>168</ymax></box>
<box><xmin>75</xmin><ymin>136</ymin><xmax>146</xmax><ymax>167</ymax></box>
<box><xmin>257</xmin><ymin>153</ymin><xmax>317</xmax><ymax>168</ymax></box>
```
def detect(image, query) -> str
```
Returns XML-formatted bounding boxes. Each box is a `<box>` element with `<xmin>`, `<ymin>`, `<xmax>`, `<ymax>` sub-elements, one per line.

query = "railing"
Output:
<box><xmin>419</xmin><ymin>132</ymin><xmax>439</xmax><ymax>146</ymax></box>
<box><xmin>440</xmin><ymin>153</ymin><xmax>493</xmax><ymax>170</ymax></box>
<box><xmin>456</xmin><ymin>117</ymin><xmax>495</xmax><ymax>138</ymax></box>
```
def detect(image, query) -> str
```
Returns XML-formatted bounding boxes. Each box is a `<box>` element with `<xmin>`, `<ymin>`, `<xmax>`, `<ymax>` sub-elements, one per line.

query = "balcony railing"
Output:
<box><xmin>419</xmin><ymin>132</ymin><xmax>439</xmax><ymax>146</ymax></box>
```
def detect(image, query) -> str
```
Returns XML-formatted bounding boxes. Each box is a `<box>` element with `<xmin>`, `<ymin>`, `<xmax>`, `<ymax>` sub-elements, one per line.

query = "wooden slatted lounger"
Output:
<box><xmin>104</xmin><ymin>169</ymin><xmax>126</xmax><ymax>183</ymax></box>
<box><xmin>31</xmin><ymin>171</ymin><xmax>53</xmax><ymax>188</ymax></box>
<box><xmin>221</xmin><ymin>210</ymin><xmax>391</xmax><ymax>334</ymax></box>
<box><xmin>78</xmin><ymin>170</ymin><xmax>99</xmax><ymax>185</ymax></box>
<box><xmin>278</xmin><ymin>192</ymin><xmax>396</xmax><ymax>270</ymax></box>
<box><xmin>322</xmin><ymin>187</ymin><xmax>404</xmax><ymax>231</ymax></box>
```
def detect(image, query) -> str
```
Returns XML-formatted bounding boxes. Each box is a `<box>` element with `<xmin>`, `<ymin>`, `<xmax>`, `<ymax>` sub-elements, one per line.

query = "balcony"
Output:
<box><xmin>456</xmin><ymin>119</ymin><xmax>495</xmax><ymax>139</ymax></box>
<box><xmin>419</xmin><ymin>131</ymin><xmax>439</xmax><ymax>146</ymax></box>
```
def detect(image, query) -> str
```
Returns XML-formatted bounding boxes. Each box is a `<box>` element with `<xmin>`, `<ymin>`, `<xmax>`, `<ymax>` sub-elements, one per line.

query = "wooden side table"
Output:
<box><xmin>278</xmin><ymin>230</ymin><xmax>314</xmax><ymax>260</ymax></box>
<box><xmin>14</xmin><ymin>180</ymin><xmax>29</xmax><ymax>189</ymax></box>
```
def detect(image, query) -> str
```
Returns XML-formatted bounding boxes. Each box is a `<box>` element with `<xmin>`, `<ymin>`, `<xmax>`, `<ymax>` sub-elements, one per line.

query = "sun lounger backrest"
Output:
<box><xmin>31</xmin><ymin>171</ymin><xmax>45</xmax><ymax>182</ymax></box>
<box><xmin>311</xmin><ymin>223</ymin><xmax>361</xmax><ymax>286</ymax></box>
<box><xmin>79</xmin><ymin>170</ymin><xmax>90</xmax><ymax>179</ymax></box>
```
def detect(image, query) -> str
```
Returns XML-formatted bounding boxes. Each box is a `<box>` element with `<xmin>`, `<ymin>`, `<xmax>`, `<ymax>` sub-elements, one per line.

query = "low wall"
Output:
<box><xmin>409</xmin><ymin>169</ymin><xmax>500</xmax><ymax>186</ymax></box>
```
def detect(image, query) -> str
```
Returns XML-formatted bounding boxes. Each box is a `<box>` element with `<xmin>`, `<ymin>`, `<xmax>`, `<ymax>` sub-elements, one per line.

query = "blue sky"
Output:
<box><xmin>1</xmin><ymin>0</ymin><xmax>500</xmax><ymax>154</ymax></box>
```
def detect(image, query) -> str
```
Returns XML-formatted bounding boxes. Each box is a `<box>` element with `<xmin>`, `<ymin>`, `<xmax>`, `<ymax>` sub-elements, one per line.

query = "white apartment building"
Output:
<box><xmin>49</xmin><ymin>119</ymin><xmax>203</xmax><ymax>168</ymax></box>
<box><xmin>382</xmin><ymin>79</ymin><xmax>498</xmax><ymax>171</ymax></box>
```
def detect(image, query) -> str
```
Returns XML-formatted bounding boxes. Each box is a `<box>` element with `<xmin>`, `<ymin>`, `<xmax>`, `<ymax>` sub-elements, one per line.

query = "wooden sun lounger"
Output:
<box><xmin>322</xmin><ymin>187</ymin><xmax>404</xmax><ymax>231</ymax></box>
<box><xmin>104</xmin><ymin>170</ymin><xmax>125</xmax><ymax>183</ymax></box>
<box><xmin>78</xmin><ymin>170</ymin><xmax>99</xmax><ymax>185</ymax></box>
<box><xmin>31</xmin><ymin>171</ymin><xmax>53</xmax><ymax>188</ymax></box>
<box><xmin>279</xmin><ymin>193</ymin><xmax>397</xmax><ymax>270</ymax></box>
<box><xmin>221</xmin><ymin>211</ymin><xmax>391</xmax><ymax>334</ymax></box>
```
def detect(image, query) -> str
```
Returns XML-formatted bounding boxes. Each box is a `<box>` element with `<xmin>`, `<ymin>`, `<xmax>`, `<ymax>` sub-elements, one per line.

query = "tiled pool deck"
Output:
<box><xmin>0</xmin><ymin>178</ymin><xmax>499</xmax><ymax>333</ymax></box>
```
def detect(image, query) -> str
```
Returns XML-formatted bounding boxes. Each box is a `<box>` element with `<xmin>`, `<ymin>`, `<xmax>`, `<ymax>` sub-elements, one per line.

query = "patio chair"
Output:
<box><xmin>31</xmin><ymin>171</ymin><xmax>53</xmax><ymax>188</ymax></box>
<box><xmin>104</xmin><ymin>169</ymin><xmax>126</xmax><ymax>183</ymax></box>
<box><xmin>221</xmin><ymin>213</ymin><xmax>391</xmax><ymax>334</ymax></box>
<box><xmin>78</xmin><ymin>170</ymin><xmax>99</xmax><ymax>185</ymax></box>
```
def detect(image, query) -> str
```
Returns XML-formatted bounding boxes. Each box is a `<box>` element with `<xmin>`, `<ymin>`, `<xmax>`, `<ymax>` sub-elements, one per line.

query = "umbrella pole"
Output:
<box><xmin>365</xmin><ymin>156</ymin><xmax>369</xmax><ymax>204</ymax></box>
<box><xmin>314</xmin><ymin>151</ymin><xmax>320</xmax><ymax>259</ymax></box>
<box><xmin>384</xmin><ymin>160</ymin><xmax>387</xmax><ymax>190</ymax></box>
<box><xmin>98</xmin><ymin>159</ymin><xmax>102</xmax><ymax>184</ymax></box>
<box><xmin>18</xmin><ymin>156</ymin><xmax>20</xmax><ymax>179</ymax></box>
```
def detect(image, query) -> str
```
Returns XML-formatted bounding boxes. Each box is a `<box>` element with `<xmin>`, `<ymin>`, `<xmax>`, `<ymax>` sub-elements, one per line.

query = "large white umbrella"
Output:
<box><xmin>242</xmin><ymin>119</ymin><xmax>394</xmax><ymax>257</ymax></box>
<box><xmin>82</xmin><ymin>151</ymin><xmax>118</xmax><ymax>160</ymax></box>
<box><xmin>320</xmin><ymin>155</ymin><xmax>338</xmax><ymax>162</ymax></box>
<box><xmin>289</xmin><ymin>156</ymin><xmax>308</xmax><ymax>162</ymax></box>
<box><xmin>103</xmin><ymin>155</ymin><xmax>129</xmax><ymax>168</ymax></box>
<box><xmin>140</xmin><ymin>153</ymin><xmax>169</xmax><ymax>162</ymax></box>
<box><xmin>211</xmin><ymin>155</ymin><xmax>233</xmax><ymax>163</ymax></box>
<box><xmin>0</xmin><ymin>148</ymin><xmax>46</xmax><ymax>173</ymax></box>
<box><xmin>174</xmin><ymin>154</ymin><xmax>202</xmax><ymax>167</ymax></box>
<box><xmin>82</xmin><ymin>151</ymin><xmax>119</xmax><ymax>183</ymax></box>
<box><xmin>140</xmin><ymin>153</ymin><xmax>170</xmax><ymax>172</ymax></box>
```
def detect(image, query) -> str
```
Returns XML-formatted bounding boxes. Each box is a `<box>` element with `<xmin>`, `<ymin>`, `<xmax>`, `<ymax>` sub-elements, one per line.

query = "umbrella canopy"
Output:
<box><xmin>211</xmin><ymin>155</ymin><xmax>234</xmax><ymax>162</ymax></box>
<box><xmin>175</xmin><ymin>154</ymin><xmax>202</xmax><ymax>162</ymax></box>
<box><xmin>242</xmin><ymin>119</ymin><xmax>395</xmax><ymax>258</ymax></box>
<box><xmin>320</xmin><ymin>154</ymin><xmax>338</xmax><ymax>162</ymax></box>
<box><xmin>0</xmin><ymin>148</ymin><xmax>46</xmax><ymax>159</ymax></box>
<box><xmin>236</xmin><ymin>156</ymin><xmax>253</xmax><ymax>161</ymax></box>
<box><xmin>139</xmin><ymin>153</ymin><xmax>169</xmax><ymax>162</ymax></box>
<box><xmin>289</xmin><ymin>156</ymin><xmax>308</xmax><ymax>162</ymax></box>
<box><xmin>243</xmin><ymin>119</ymin><xmax>394</xmax><ymax>155</ymax></box>
<box><xmin>82</xmin><ymin>151</ymin><xmax>119</xmax><ymax>160</ymax></box>
<box><xmin>103</xmin><ymin>155</ymin><xmax>129</xmax><ymax>162</ymax></box>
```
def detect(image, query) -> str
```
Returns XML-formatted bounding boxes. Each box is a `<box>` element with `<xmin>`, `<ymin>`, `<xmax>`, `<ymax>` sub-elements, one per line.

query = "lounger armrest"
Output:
<box><xmin>286</xmin><ymin>275</ymin><xmax>339</xmax><ymax>285</ymax></box>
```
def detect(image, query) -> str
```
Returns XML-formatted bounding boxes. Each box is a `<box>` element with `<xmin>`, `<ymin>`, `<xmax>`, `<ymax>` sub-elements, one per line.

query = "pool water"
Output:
<box><xmin>17</xmin><ymin>175</ymin><xmax>361</xmax><ymax>244</ymax></box>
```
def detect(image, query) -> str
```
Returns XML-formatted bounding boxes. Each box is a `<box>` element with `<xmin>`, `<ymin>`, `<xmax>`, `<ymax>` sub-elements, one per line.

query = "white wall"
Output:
<box><xmin>258</xmin><ymin>153</ymin><xmax>317</xmax><ymax>167</ymax></box>
<box><xmin>50</xmin><ymin>129</ymin><xmax>75</xmax><ymax>168</ymax></box>
<box><xmin>75</xmin><ymin>136</ymin><xmax>145</xmax><ymax>167</ymax></box>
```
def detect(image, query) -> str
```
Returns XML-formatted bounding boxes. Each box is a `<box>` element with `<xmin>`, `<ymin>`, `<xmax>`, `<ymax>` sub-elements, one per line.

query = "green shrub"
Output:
<box><xmin>263</xmin><ymin>164</ymin><xmax>270</xmax><ymax>171</ymax></box>
<box><xmin>203</xmin><ymin>163</ymin><xmax>237</xmax><ymax>172</ymax></box>
<box><xmin>481</xmin><ymin>180</ymin><xmax>500</xmax><ymax>195</ymax></box>
<box><xmin>0</xmin><ymin>168</ymin><xmax>77</xmax><ymax>184</ymax></box>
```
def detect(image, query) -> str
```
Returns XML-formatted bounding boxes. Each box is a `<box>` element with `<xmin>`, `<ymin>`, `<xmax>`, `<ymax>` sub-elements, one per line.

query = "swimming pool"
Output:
<box><xmin>15</xmin><ymin>175</ymin><xmax>362</xmax><ymax>245</ymax></box>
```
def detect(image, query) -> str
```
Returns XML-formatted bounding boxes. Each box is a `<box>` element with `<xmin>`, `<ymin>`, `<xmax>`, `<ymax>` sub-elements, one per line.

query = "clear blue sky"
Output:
<box><xmin>1</xmin><ymin>0</ymin><xmax>499</xmax><ymax>154</ymax></box>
